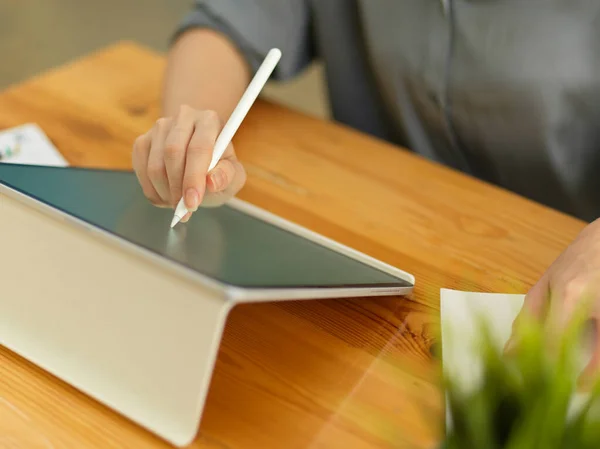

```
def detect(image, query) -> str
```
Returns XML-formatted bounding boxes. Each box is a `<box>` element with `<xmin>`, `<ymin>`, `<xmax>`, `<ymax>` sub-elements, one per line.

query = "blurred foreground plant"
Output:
<box><xmin>443</xmin><ymin>299</ymin><xmax>600</xmax><ymax>449</ymax></box>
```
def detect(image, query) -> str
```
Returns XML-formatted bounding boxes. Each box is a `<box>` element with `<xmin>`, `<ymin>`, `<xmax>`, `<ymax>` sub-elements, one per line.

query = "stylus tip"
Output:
<box><xmin>170</xmin><ymin>215</ymin><xmax>181</xmax><ymax>228</ymax></box>
<box><xmin>171</xmin><ymin>198</ymin><xmax>188</xmax><ymax>228</ymax></box>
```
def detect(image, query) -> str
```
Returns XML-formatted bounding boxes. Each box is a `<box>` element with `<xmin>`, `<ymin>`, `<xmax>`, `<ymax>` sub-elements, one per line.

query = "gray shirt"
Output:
<box><xmin>177</xmin><ymin>0</ymin><xmax>600</xmax><ymax>222</ymax></box>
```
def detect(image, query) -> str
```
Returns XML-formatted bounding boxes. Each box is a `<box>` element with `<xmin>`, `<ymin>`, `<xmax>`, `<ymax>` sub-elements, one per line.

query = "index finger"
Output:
<box><xmin>182</xmin><ymin>111</ymin><xmax>221</xmax><ymax>211</ymax></box>
<box><xmin>164</xmin><ymin>106</ymin><xmax>196</xmax><ymax>206</ymax></box>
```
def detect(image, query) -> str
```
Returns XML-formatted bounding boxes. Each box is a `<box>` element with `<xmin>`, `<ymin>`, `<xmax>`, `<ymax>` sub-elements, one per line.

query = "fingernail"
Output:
<box><xmin>185</xmin><ymin>188</ymin><xmax>199</xmax><ymax>211</ymax></box>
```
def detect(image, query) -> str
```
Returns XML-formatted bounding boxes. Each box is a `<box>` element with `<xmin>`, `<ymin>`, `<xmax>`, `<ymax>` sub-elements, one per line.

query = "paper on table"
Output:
<box><xmin>440</xmin><ymin>288</ymin><xmax>590</xmax><ymax>429</ymax></box>
<box><xmin>0</xmin><ymin>123</ymin><xmax>68</xmax><ymax>167</ymax></box>
<box><xmin>441</xmin><ymin>289</ymin><xmax>523</xmax><ymax>391</ymax></box>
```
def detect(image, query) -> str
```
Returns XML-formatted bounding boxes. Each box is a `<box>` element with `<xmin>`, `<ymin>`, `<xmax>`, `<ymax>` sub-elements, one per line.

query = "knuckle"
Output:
<box><xmin>188</xmin><ymin>142</ymin><xmax>212</xmax><ymax>156</ymax></box>
<box><xmin>170</xmin><ymin>123</ymin><xmax>189</xmax><ymax>135</ymax></box>
<box><xmin>155</xmin><ymin>117</ymin><xmax>170</xmax><ymax>130</ymax></box>
<box><xmin>200</xmin><ymin>110</ymin><xmax>220</xmax><ymax>127</ymax></box>
<box><xmin>147</xmin><ymin>162</ymin><xmax>165</xmax><ymax>180</ymax></box>
<box><xmin>178</xmin><ymin>104</ymin><xmax>193</xmax><ymax>118</ymax></box>
<box><xmin>164</xmin><ymin>142</ymin><xmax>183</xmax><ymax>161</ymax></box>
<box><xmin>167</xmin><ymin>124</ymin><xmax>190</xmax><ymax>145</ymax></box>
<box><xmin>563</xmin><ymin>279</ymin><xmax>587</xmax><ymax>302</ymax></box>
<box><xmin>133</xmin><ymin>135</ymin><xmax>148</xmax><ymax>155</ymax></box>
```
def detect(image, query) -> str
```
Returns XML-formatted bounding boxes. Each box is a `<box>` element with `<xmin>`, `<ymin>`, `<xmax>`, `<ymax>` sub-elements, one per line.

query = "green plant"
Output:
<box><xmin>442</xmin><ymin>303</ymin><xmax>600</xmax><ymax>449</ymax></box>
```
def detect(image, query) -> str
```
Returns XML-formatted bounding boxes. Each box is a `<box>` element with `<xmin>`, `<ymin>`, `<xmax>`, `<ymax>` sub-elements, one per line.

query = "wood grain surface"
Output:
<box><xmin>0</xmin><ymin>42</ymin><xmax>587</xmax><ymax>449</ymax></box>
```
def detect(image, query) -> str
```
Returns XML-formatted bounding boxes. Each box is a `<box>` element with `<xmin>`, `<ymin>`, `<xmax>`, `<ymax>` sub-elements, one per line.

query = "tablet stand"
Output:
<box><xmin>1</xmin><ymin>194</ymin><xmax>232</xmax><ymax>446</ymax></box>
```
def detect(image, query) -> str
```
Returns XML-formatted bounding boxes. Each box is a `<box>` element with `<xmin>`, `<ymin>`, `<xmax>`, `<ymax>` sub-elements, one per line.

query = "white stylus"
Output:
<box><xmin>170</xmin><ymin>48</ymin><xmax>282</xmax><ymax>228</ymax></box>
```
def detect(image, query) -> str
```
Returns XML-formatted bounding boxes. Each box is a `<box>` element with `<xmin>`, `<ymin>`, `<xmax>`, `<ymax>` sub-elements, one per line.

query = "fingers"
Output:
<box><xmin>527</xmin><ymin>277</ymin><xmax>551</xmax><ymax>317</ymax></box>
<box><xmin>550</xmin><ymin>272</ymin><xmax>600</xmax><ymax>334</ymax></box>
<box><xmin>164</xmin><ymin>106</ymin><xmax>196</xmax><ymax>206</ymax></box>
<box><xmin>132</xmin><ymin>131</ymin><xmax>163</xmax><ymax>206</ymax></box>
<box><xmin>147</xmin><ymin>118</ymin><xmax>173</xmax><ymax>204</ymax></box>
<box><xmin>132</xmin><ymin>107</ymin><xmax>248</xmax><ymax>214</ymax></box>
<box><xmin>182</xmin><ymin>111</ymin><xmax>221</xmax><ymax>211</ymax></box>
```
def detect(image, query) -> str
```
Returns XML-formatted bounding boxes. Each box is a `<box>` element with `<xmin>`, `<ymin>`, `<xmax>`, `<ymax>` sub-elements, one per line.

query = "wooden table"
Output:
<box><xmin>0</xmin><ymin>42</ymin><xmax>586</xmax><ymax>449</ymax></box>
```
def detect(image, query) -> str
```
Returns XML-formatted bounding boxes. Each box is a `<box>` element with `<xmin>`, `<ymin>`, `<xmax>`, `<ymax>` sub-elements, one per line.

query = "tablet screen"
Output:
<box><xmin>0</xmin><ymin>164</ymin><xmax>411</xmax><ymax>289</ymax></box>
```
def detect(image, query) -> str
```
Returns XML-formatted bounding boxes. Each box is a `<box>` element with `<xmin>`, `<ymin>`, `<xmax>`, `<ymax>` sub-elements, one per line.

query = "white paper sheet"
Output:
<box><xmin>0</xmin><ymin>123</ymin><xmax>68</xmax><ymax>167</ymax></box>
<box><xmin>440</xmin><ymin>288</ymin><xmax>590</xmax><ymax>428</ymax></box>
<box><xmin>441</xmin><ymin>289</ymin><xmax>524</xmax><ymax>391</ymax></box>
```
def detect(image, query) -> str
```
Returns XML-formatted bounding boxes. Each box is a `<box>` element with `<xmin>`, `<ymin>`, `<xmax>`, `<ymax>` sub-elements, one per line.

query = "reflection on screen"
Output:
<box><xmin>0</xmin><ymin>164</ymin><xmax>410</xmax><ymax>288</ymax></box>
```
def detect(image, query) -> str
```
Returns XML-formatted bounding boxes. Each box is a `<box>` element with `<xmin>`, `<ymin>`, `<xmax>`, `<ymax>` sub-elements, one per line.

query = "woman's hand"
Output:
<box><xmin>508</xmin><ymin>219</ymin><xmax>600</xmax><ymax>384</ymax></box>
<box><xmin>132</xmin><ymin>105</ymin><xmax>246</xmax><ymax>221</ymax></box>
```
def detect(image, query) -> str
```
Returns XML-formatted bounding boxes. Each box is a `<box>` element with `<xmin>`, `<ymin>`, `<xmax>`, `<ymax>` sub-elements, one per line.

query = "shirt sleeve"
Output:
<box><xmin>173</xmin><ymin>0</ymin><xmax>314</xmax><ymax>80</ymax></box>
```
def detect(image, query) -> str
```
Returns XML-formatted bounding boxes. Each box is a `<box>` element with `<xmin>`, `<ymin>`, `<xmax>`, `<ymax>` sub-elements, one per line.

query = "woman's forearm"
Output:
<box><xmin>161</xmin><ymin>28</ymin><xmax>251</xmax><ymax>120</ymax></box>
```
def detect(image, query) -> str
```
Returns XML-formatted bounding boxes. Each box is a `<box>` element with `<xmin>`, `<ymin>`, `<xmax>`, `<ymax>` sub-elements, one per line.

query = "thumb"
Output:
<box><xmin>207</xmin><ymin>157</ymin><xmax>237</xmax><ymax>193</ymax></box>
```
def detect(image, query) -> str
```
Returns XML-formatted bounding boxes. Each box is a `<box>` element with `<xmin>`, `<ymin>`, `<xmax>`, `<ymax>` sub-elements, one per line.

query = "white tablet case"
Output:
<box><xmin>0</xmin><ymin>190</ymin><xmax>414</xmax><ymax>446</ymax></box>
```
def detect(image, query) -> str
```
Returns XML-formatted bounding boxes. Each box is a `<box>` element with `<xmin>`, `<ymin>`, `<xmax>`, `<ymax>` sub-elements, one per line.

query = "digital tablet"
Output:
<box><xmin>0</xmin><ymin>163</ymin><xmax>414</xmax><ymax>300</ymax></box>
